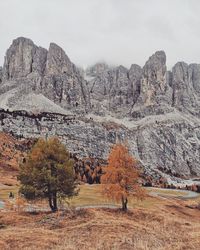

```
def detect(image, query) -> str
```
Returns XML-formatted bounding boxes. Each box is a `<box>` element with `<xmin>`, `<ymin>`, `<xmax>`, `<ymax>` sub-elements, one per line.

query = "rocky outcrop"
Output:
<box><xmin>171</xmin><ymin>62</ymin><xmax>200</xmax><ymax>115</ymax></box>
<box><xmin>86</xmin><ymin>63</ymin><xmax>142</xmax><ymax>115</ymax></box>
<box><xmin>32</xmin><ymin>46</ymin><xmax>48</xmax><ymax>76</ymax></box>
<box><xmin>130</xmin><ymin>51</ymin><xmax>173</xmax><ymax>119</ymax></box>
<box><xmin>0</xmin><ymin>67</ymin><xmax>2</xmax><ymax>83</ymax></box>
<box><xmin>86</xmin><ymin>51</ymin><xmax>174</xmax><ymax>119</ymax></box>
<box><xmin>0</xmin><ymin>37</ymin><xmax>89</xmax><ymax>113</ymax></box>
<box><xmin>128</xmin><ymin>64</ymin><xmax>142</xmax><ymax>107</ymax></box>
<box><xmin>2</xmin><ymin>37</ymin><xmax>47</xmax><ymax>80</ymax></box>
<box><xmin>45</xmin><ymin>43</ymin><xmax>72</xmax><ymax>75</ymax></box>
<box><xmin>136</xmin><ymin>51</ymin><xmax>167</xmax><ymax>106</ymax></box>
<box><xmin>86</xmin><ymin>64</ymin><xmax>129</xmax><ymax>114</ymax></box>
<box><xmin>189</xmin><ymin>64</ymin><xmax>200</xmax><ymax>94</ymax></box>
<box><xmin>39</xmin><ymin>43</ymin><xmax>89</xmax><ymax>112</ymax></box>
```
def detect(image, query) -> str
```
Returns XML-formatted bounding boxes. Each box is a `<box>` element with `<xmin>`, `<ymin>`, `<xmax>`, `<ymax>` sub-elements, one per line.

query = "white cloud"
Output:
<box><xmin>0</xmin><ymin>0</ymin><xmax>200</xmax><ymax>69</ymax></box>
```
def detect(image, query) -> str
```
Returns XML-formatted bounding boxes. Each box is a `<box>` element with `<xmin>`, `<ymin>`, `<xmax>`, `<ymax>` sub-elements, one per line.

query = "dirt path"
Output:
<box><xmin>146</xmin><ymin>187</ymin><xmax>200</xmax><ymax>199</ymax></box>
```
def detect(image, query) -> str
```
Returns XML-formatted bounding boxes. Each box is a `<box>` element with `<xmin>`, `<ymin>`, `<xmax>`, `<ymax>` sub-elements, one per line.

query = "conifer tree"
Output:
<box><xmin>18</xmin><ymin>138</ymin><xmax>78</xmax><ymax>212</ymax></box>
<box><xmin>102</xmin><ymin>144</ymin><xmax>145</xmax><ymax>211</ymax></box>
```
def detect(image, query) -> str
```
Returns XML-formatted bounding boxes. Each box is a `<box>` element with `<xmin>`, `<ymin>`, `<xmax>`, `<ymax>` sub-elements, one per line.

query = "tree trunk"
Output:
<box><xmin>121</xmin><ymin>196</ymin><xmax>128</xmax><ymax>212</ymax></box>
<box><xmin>52</xmin><ymin>192</ymin><xmax>58</xmax><ymax>212</ymax></box>
<box><xmin>48</xmin><ymin>194</ymin><xmax>58</xmax><ymax>212</ymax></box>
<box><xmin>50</xmin><ymin>163</ymin><xmax>58</xmax><ymax>212</ymax></box>
<box><xmin>48</xmin><ymin>196</ymin><xmax>54</xmax><ymax>211</ymax></box>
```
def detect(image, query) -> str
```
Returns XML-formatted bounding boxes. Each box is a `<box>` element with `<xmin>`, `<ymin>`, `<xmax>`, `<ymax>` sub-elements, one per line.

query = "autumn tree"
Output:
<box><xmin>18</xmin><ymin>138</ymin><xmax>78</xmax><ymax>212</ymax></box>
<box><xmin>102</xmin><ymin>144</ymin><xmax>145</xmax><ymax>211</ymax></box>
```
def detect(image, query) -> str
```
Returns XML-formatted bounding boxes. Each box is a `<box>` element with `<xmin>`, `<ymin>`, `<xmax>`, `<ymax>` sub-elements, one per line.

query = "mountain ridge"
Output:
<box><xmin>1</xmin><ymin>37</ymin><xmax>200</xmax><ymax>184</ymax></box>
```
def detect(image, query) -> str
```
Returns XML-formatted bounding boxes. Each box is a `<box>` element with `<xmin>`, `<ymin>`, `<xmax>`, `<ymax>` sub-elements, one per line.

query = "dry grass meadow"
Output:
<box><xmin>0</xmin><ymin>184</ymin><xmax>200</xmax><ymax>250</ymax></box>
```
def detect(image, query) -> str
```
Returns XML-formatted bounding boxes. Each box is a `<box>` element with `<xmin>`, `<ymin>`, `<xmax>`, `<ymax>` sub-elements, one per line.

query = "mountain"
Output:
<box><xmin>0</xmin><ymin>37</ymin><xmax>89</xmax><ymax>114</ymax></box>
<box><xmin>1</xmin><ymin>37</ymin><xmax>200</xmax><ymax>184</ymax></box>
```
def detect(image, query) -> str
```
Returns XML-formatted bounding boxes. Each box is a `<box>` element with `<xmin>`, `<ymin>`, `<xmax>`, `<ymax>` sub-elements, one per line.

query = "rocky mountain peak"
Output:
<box><xmin>172</xmin><ymin>61</ymin><xmax>188</xmax><ymax>83</ymax></box>
<box><xmin>171</xmin><ymin>61</ymin><xmax>200</xmax><ymax>112</ymax></box>
<box><xmin>0</xmin><ymin>37</ymin><xmax>88</xmax><ymax>114</ymax></box>
<box><xmin>131</xmin><ymin>51</ymin><xmax>168</xmax><ymax>109</ymax></box>
<box><xmin>129</xmin><ymin>64</ymin><xmax>142</xmax><ymax>85</ymax></box>
<box><xmin>142</xmin><ymin>50</ymin><xmax>167</xmax><ymax>89</ymax></box>
<box><xmin>45</xmin><ymin>43</ymin><xmax>72</xmax><ymax>76</ymax></box>
<box><xmin>2</xmin><ymin>37</ymin><xmax>48</xmax><ymax>81</ymax></box>
<box><xmin>3</xmin><ymin>37</ymin><xmax>36</xmax><ymax>80</ymax></box>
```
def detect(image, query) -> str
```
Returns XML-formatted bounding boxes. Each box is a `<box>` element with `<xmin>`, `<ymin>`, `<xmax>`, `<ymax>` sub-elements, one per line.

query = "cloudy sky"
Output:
<box><xmin>0</xmin><ymin>0</ymin><xmax>200</xmax><ymax>69</ymax></box>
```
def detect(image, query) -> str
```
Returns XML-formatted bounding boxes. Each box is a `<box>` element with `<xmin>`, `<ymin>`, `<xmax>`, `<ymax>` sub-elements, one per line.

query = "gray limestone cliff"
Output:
<box><xmin>130</xmin><ymin>51</ymin><xmax>173</xmax><ymax>119</ymax></box>
<box><xmin>0</xmin><ymin>67</ymin><xmax>2</xmax><ymax>84</ymax></box>
<box><xmin>86</xmin><ymin>63</ymin><xmax>142</xmax><ymax>115</ymax></box>
<box><xmin>171</xmin><ymin>62</ymin><xmax>200</xmax><ymax>115</ymax></box>
<box><xmin>0</xmin><ymin>37</ymin><xmax>89</xmax><ymax>114</ymax></box>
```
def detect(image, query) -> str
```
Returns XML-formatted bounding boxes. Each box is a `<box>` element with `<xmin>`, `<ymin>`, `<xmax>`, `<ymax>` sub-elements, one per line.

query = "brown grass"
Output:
<box><xmin>0</xmin><ymin>131</ymin><xmax>199</xmax><ymax>249</ymax></box>
<box><xmin>0</xmin><ymin>133</ymin><xmax>20</xmax><ymax>186</ymax></box>
<box><xmin>0</xmin><ymin>132</ymin><xmax>33</xmax><ymax>186</ymax></box>
<box><xmin>0</xmin><ymin>196</ymin><xmax>200</xmax><ymax>250</ymax></box>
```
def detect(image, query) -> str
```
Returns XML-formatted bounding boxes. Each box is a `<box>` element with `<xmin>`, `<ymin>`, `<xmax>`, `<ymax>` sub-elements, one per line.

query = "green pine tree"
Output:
<box><xmin>18</xmin><ymin>137</ymin><xmax>78</xmax><ymax>212</ymax></box>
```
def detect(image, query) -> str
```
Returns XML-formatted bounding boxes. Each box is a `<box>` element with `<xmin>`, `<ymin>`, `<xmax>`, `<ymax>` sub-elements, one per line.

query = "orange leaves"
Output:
<box><xmin>102</xmin><ymin>144</ymin><xmax>145</xmax><ymax>205</ymax></box>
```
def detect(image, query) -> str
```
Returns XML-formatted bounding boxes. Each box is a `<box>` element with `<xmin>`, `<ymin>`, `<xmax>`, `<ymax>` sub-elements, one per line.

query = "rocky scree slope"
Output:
<box><xmin>1</xmin><ymin>37</ymin><xmax>200</xmax><ymax>181</ymax></box>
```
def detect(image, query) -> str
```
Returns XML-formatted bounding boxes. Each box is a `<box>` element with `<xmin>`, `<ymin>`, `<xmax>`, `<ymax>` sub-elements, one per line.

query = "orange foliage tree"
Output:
<box><xmin>102</xmin><ymin>144</ymin><xmax>145</xmax><ymax>211</ymax></box>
